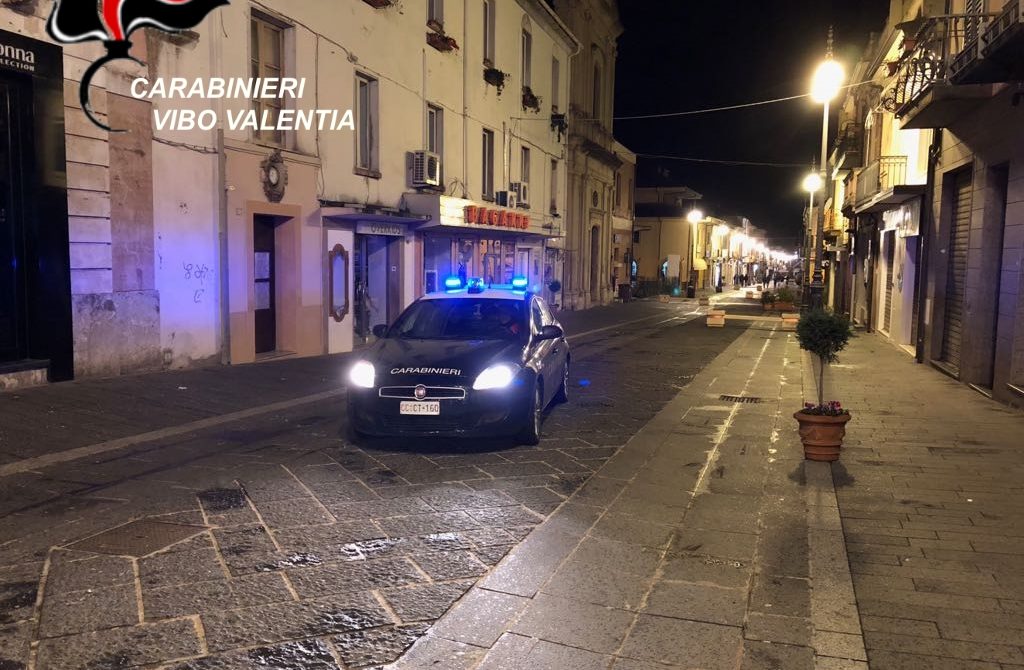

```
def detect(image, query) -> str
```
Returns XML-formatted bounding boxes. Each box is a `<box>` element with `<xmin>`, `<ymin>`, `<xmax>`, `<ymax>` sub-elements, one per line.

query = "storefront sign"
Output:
<box><xmin>356</xmin><ymin>222</ymin><xmax>405</xmax><ymax>236</ymax></box>
<box><xmin>0</xmin><ymin>41</ymin><xmax>36</xmax><ymax>73</ymax></box>
<box><xmin>463</xmin><ymin>205</ymin><xmax>531</xmax><ymax>230</ymax></box>
<box><xmin>883</xmin><ymin>199</ymin><xmax>921</xmax><ymax>238</ymax></box>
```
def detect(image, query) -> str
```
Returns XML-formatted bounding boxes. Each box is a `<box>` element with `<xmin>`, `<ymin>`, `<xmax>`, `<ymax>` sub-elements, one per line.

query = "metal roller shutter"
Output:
<box><xmin>941</xmin><ymin>171</ymin><xmax>972</xmax><ymax>371</ymax></box>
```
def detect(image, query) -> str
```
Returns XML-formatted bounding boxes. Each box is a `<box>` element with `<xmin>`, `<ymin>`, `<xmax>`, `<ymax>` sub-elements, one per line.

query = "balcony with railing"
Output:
<box><xmin>830</xmin><ymin>123</ymin><xmax>864</xmax><ymax>175</ymax></box>
<box><xmin>984</xmin><ymin>0</ymin><xmax>1024</xmax><ymax>79</ymax></box>
<box><xmin>883</xmin><ymin>7</ymin><xmax>1016</xmax><ymax>128</ymax></box>
<box><xmin>852</xmin><ymin>155</ymin><xmax>926</xmax><ymax>213</ymax></box>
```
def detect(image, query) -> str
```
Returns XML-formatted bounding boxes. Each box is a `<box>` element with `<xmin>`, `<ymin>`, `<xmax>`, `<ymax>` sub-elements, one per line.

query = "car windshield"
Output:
<box><xmin>388</xmin><ymin>298</ymin><xmax>527</xmax><ymax>341</ymax></box>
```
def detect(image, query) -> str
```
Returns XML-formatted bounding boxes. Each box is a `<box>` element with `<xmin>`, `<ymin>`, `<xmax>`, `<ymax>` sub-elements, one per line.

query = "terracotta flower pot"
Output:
<box><xmin>793</xmin><ymin>411</ymin><xmax>852</xmax><ymax>462</ymax></box>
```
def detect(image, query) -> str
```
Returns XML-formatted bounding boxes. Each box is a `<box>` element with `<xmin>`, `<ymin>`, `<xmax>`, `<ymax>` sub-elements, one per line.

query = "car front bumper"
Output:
<box><xmin>347</xmin><ymin>379</ymin><xmax>533</xmax><ymax>438</ymax></box>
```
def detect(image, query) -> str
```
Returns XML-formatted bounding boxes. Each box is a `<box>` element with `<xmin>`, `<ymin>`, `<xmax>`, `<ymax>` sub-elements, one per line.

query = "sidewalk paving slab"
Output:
<box><xmin>389</xmin><ymin>321</ymin><xmax>867</xmax><ymax>669</ymax></box>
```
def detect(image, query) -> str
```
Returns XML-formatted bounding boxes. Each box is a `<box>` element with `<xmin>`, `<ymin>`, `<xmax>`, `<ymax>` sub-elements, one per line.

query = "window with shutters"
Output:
<box><xmin>250</xmin><ymin>13</ymin><xmax>287</xmax><ymax>146</ymax></box>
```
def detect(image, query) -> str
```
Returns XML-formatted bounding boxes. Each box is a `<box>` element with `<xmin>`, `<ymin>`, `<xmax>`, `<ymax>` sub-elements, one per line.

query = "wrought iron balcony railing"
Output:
<box><xmin>881</xmin><ymin>12</ymin><xmax>999</xmax><ymax>117</ymax></box>
<box><xmin>855</xmin><ymin>156</ymin><xmax>908</xmax><ymax>205</ymax></box>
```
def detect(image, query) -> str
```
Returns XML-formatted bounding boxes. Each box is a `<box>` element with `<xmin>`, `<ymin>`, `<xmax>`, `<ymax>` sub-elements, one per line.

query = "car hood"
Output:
<box><xmin>368</xmin><ymin>338</ymin><xmax>524</xmax><ymax>381</ymax></box>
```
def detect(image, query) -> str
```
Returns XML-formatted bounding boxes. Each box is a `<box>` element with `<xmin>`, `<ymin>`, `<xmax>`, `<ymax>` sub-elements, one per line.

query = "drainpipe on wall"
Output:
<box><xmin>462</xmin><ymin>0</ymin><xmax>469</xmax><ymax>197</ymax></box>
<box><xmin>217</xmin><ymin>128</ymin><xmax>230</xmax><ymax>365</ymax></box>
<box><xmin>915</xmin><ymin>128</ymin><xmax>942</xmax><ymax>364</ymax></box>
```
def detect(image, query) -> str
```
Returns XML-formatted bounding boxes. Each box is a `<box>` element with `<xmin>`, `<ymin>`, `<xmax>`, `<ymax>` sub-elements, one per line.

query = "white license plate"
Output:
<box><xmin>400</xmin><ymin>401</ymin><xmax>441</xmax><ymax>416</ymax></box>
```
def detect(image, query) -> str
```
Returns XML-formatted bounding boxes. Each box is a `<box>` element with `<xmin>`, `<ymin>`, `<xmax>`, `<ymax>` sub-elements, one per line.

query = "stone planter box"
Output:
<box><xmin>707</xmin><ymin>309</ymin><xmax>726</xmax><ymax>328</ymax></box>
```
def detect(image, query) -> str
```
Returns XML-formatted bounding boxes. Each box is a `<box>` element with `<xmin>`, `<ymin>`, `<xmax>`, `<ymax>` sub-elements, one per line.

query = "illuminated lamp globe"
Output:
<box><xmin>686</xmin><ymin>209</ymin><xmax>704</xmax><ymax>224</ymax></box>
<box><xmin>811</xmin><ymin>59</ymin><xmax>845</xmax><ymax>103</ymax></box>
<box><xmin>803</xmin><ymin>173</ymin><xmax>823</xmax><ymax>193</ymax></box>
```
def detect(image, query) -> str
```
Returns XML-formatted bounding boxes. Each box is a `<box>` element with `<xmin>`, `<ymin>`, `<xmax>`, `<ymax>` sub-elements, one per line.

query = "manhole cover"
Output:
<box><xmin>719</xmin><ymin>394</ymin><xmax>765</xmax><ymax>404</ymax></box>
<box><xmin>67</xmin><ymin>520</ymin><xmax>207</xmax><ymax>557</ymax></box>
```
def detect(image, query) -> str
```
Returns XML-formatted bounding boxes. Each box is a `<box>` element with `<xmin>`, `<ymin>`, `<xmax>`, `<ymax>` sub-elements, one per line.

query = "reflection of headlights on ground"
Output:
<box><xmin>348</xmin><ymin>361</ymin><xmax>376</xmax><ymax>388</ymax></box>
<box><xmin>473</xmin><ymin>364</ymin><xmax>518</xmax><ymax>390</ymax></box>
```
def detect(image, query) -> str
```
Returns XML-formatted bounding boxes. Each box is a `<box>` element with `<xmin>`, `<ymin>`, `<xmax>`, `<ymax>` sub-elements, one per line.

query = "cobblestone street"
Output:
<box><xmin>0</xmin><ymin>300</ymin><xmax>745</xmax><ymax>670</ymax></box>
<box><xmin>3</xmin><ymin>297</ymin><xmax>1023</xmax><ymax>670</ymax></box>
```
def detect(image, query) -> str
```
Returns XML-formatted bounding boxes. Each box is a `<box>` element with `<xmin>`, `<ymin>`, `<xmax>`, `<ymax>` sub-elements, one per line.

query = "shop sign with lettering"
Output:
<box><xmin>356</xmin><ymin>222</ymin><xmax>405</xmax><ymax>236</ymax></box>
<box><xmin>463</xmin><ymin>205</ymin><xmax>531</xmax><ymax>231</ymax></box>
<box><xmin>0</xmin><ymin>41</ymin><xmax>37</xmax><ymax>74</ymax></box>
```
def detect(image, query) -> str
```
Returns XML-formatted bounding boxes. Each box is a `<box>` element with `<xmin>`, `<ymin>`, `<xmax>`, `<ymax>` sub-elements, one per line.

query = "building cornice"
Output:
<box><xmin>517</xmin><ymin>0</ymin><xmax>581</xmax><ymax>52</ymax></box>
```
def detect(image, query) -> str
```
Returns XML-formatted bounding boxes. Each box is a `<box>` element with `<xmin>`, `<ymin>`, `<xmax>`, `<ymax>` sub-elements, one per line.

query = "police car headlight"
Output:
<box><xmin>348</xmin><ymin>361</ymin><xmax>376</xmax><ymax>388</ymax></box>
<box><xmin>473</xmin><ymin>364</ymin><xmax>518</xmax><ymax>390</ymax></box>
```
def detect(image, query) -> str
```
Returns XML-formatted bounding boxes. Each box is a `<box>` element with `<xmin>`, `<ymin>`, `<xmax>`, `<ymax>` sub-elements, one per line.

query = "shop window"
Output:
<box><xmin>329</xmin><ymin>244</ymin><xmax>350</xmax><ymax>322</ymax></box>
<box><xmin>250</xmin><ymin>13</ymin><xmax>288</xmax><ymax>146</ymax></box>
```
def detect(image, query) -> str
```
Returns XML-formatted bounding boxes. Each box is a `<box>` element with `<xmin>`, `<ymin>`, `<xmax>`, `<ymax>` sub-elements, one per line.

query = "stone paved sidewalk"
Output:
<box><xmin>820</xmin><ymin>336</ymin><xmax>1024</xmax><ymax>670</ymax></box>
<box><xmin>389</xmin><ymin>320</ymin><xmax>866</xmax><ymax>669</ymax></box>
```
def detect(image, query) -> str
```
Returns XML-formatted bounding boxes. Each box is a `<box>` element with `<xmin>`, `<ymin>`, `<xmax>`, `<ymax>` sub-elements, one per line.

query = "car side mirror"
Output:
<box><xmin>537</xmin><ymin>324</ymin><xmax>563</xmax><ymax>341</ymax></box>
<box><xmin>371</xmin><ymin>324</ymin><xmax>388</xmax><ymax>338</ymax></box>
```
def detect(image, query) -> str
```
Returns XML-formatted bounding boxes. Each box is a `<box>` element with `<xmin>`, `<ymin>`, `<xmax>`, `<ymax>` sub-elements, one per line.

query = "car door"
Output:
<box><xmin>532</xmin><ymin>297</ymin><xmax>564</xmax><ymax>405</ymax></box>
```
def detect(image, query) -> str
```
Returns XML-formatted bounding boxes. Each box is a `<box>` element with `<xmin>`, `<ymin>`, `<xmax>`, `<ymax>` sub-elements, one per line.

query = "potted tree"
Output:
<box><xmin>761</xmin><ymin>290</ymin><xmax>775</xmax><ymax>311</ymax></box>
<box><xmin>794</xmin><ymin>309</ymin><xmax>853</xmax><ymax>462</ymax></box>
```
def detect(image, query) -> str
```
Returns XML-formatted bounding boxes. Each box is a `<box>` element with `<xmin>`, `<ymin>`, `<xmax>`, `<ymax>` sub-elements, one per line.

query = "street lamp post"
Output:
<box><xmin>808</xmin><ymin>28</ymin><xmax>844</xmax><ymax>310</ymax></box>
<box><xmin>686</xmin><ymin>208</ymin><xmax>703</xmax><ymax>299</ymax></box>
<box><xmin>802</xmin><ymin>170</ymin><xmax>823</xmax><ymax>307</ymax></box>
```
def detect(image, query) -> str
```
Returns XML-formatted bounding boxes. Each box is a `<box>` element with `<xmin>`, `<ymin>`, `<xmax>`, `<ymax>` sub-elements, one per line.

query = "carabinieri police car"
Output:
<box><xmin>346</xmin><ymin>276</ymin><xmax>570</xmax><ymax>444</ymax></box>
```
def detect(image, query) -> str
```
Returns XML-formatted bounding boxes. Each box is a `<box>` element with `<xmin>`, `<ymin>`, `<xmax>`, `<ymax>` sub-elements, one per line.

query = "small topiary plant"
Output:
<box><xmin>796</xmin><ymin>309</ymin><xmax>852</xmax><ymax>414</ymax></box>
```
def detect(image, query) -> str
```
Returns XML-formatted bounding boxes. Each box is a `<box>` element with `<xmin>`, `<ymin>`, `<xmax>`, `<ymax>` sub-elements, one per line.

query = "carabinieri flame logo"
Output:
<box><xmin>47</xmin><ymin>0</ymin><xmax>229</xmax><ymax>132</ymax></box>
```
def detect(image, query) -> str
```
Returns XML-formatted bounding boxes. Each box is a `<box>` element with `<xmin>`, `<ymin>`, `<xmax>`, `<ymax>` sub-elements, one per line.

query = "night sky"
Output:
<box><xmin>614</xmin><ymin>0</ymin><xmax>891</xmax><ymax>247</ymax></box>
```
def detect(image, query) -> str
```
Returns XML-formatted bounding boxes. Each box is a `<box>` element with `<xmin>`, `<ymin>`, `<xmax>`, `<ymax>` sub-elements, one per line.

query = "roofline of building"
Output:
<box><xmin>519</xmin><ymin>0</ymin><xmax>581</xmax><ymax>52</ymax></box>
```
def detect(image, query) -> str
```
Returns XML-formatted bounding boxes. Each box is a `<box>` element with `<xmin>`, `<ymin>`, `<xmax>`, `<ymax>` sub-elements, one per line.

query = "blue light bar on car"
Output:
<box><xmin>511</xmin><ymin>276</ymin><xmax>529</xmax><ymax>289</ymax></box>
<box><xmin>467</xmin><ymin>278</ymin><xmax>485</xmax><ymax>294</ymax></box>
<box><xmin>444</xmin><ymin>276</ymin><xmax>464</xmax><ymax>290</ymax></box>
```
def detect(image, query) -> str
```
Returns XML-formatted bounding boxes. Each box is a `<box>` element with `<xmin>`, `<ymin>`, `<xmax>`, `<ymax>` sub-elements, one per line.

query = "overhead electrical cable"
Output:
<box><xmin>610</xmin><ymin>82</ymin><xmax>868</xmax><ymax>121</ymax></box>
<box><xmin>635</xmin><ymin>153</ymin><xmax>808</xmax><ymax>168</ymax></box>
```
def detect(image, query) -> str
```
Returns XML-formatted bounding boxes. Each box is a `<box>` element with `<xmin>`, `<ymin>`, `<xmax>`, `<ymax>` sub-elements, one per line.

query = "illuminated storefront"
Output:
<box><xmin>406</xmin><ymin>194</ymin><xmax>557</xmax><ymax>296</ymax></box>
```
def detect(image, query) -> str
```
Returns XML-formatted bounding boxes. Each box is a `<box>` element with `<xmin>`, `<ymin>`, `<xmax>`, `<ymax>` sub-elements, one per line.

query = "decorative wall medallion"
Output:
<box><xmin>260</xmin><ymin>149</ymin><xmax>288</xmax><ymax>203</ymax></box>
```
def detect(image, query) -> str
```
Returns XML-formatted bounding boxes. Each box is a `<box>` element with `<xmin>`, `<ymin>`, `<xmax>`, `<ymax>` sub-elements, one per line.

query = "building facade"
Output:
<box><xmin>0</xmin><ymin>0</ymin><xmax>576</xmax><ymax>387</ymax></box>
<box><xmin>826</xmin><ymin>0</ymin><xmax>1024</xmax><ymax>406</ymax></box>
<box><xmin>633</xmin><ymin>187</ymin><xmax>776</xmax><ymax>296</ymax></box>
<box><xmin>610</xmin><ymin>140</ymin><xmax>636</xmax><ymax>296</ymax></box>
<box><xmin>550</xmin><ymin>0</ymin><xmax>624</xmax><ymax>310</ymax></box>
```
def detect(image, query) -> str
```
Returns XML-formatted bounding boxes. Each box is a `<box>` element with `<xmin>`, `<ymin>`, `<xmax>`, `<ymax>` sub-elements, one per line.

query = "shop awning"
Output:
<box><xmin>320</xmin><ymin>207</ymin><xmax>428</xmax><ymax>225</ymax></box>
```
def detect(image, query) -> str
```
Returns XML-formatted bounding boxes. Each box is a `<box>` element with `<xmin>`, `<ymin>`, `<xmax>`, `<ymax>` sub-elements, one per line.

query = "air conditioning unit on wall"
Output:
<box><xmin>409</xmin><ymin>150</ymin><xmax>441</xmax><ymax>188</ymax></box>
<box><xmin>510</xmin><ymin>182</ymin><xmax>530</xmax><ymax>207</ymax></box>
<box><xmin>496</xmin><ymin>191</ymin><xmax>518</xmax><ymax>208</ymax></box>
